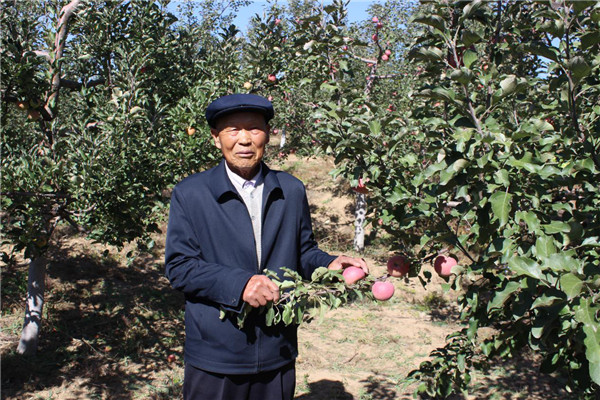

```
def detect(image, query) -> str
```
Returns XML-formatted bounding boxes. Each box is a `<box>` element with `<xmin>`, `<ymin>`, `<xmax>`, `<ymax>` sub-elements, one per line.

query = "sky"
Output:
<box><xmin>232</xmin><ymin>0</ymin><xmax>376</xmax><ymax>32</ymax></box>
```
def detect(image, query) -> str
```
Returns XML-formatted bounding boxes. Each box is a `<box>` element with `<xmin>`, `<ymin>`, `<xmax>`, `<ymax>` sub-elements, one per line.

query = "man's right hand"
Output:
<box><xmin>242</xmin><ymin>275</ymin><xmax>280</xmax><ymax>308</ymax></box>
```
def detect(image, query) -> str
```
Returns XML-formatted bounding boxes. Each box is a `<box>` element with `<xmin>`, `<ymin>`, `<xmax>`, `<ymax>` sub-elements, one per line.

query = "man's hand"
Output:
<box><xmin>327</xmin><ymin>255</ymin><xmax>369</xmax><ymax>274</ymax></box>
<box><xmin>242</xmin><ymin>275</ymin><xmax>280</xmax><ymax>308</ymax></box>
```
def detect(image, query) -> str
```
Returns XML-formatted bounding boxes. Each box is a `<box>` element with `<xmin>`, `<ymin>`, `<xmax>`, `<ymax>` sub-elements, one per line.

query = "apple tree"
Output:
<box><xmin>369</xmin><ymin>0</ymin><xmax>600</xmax><ymax>397</ymax></box>
<box><xmin>1</xmin><ymin>0</ymin><xmax>245</xmax><ymax>355</ymax></box>
<box><xmin>243</xmin><ymin>0</ymin><xmax>424</xmax><ymax>252</ymax></box>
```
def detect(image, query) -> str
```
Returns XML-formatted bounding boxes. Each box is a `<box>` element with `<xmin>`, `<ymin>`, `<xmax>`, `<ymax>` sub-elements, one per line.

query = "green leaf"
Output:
<box><xmin>531</xmin><ymin>294</ymin><xmax>563</xmax><ymax>309</ymax></box>
<box><xmin>457</xmin><ymin>353</ymin><xmax>466</xmax><ymax>372</ymax></box>
<box><xmin>413</xmin><ymin>15</ymin><xmax>445</xmax><ymax>32</ymax></box>
<box><xmin>535</xmin><ymin>235</ymin><xmax>557</xmax><ymax>258</ymax></box>
<box><xmin>543</xmin><ymin>221</ymin><xmax>570</xmax><ymax>234</ymax></box>
<box><xmin>523</xmin><ymin>42</ymin><xmax>559</xmax><ymax>63</ymax></box>
<box><xmin>581</xmin><ymin>237</ymin><xmax>600</xmax><ymax>247</ymax></box>
<box><xmin>282</xmin><ymin>304</ymin><xmax>293</xmax><ymax>325</ymax></box>
<box><xmin>516</xmin><ymin>211</ymin><xmax>542</xmax><ymax>234</ymax></box>
<box><xmin>540</xmin><ymin>253</ymin><xmax>577</xmax><ymax>273</ymax></box>
<box><xmin>462</xmin><ymin>50</ymin><xmax>477</xmax><ymax>69</ymax></box>
<box><xmin>581</xmin><ymin>32</ymin><xmax>600</xmax><ymax>50</ymax></box>
<box><xmin>412</xmin><ymin>46</ymin><xmax>444</xmax><ymax>61</ymax></box>
<box><xmin>508</xmin><ymin>257</ymin><xmax>544</xmax><ymax>280</ymax></box>
<box><xmin>490</xmin><ymin>191</ymin><xmax>512</xmax><ymax>227</ymax></box>
<box><xmin>311</xmin><ymin>267</ymin><xmax>329</xmax><ymax>281</ymax></box>
<box><xmin>568</xmin><ymin>56</ymin><xmax>591</xmax><ymax>80</ymax></box>
<box><xmin>574</xmin><ymin>299</ymin><xmax>600</xmax><ymax>385</ymax></box>
<box><xmin>369</xmin><ymin>120</ymin><xmax>381</xmax><ymax>135</ymax></box>
<box><xmin>461</xmin><ymin>0</ymin><xmax>484</xmax><ymax>20</ymax></box>
<box><xmin>265</xmin><ymin>306</ymin><xmax>275</xmax><ymax>326</ymax></box>
<box><xmin>487</xmin><ymin>281</ymin><xmax>520</xmax><ymax>311</ymax></box>
<box><xmin>559</xmin><ymin>273</ymin><xmax>583</xmax><ymax>299</ymax></box>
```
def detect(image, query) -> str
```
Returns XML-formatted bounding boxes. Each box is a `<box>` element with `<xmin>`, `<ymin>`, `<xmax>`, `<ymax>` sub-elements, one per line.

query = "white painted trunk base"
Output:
<box><xmin>17</xmin><ymin>256</ymin><xmax>46</xmax><ymax>355</ymax></box>
<box><xmin>353</xmin><ymin>193</ymin><xmax>366</xmax><ymax>253</ymax></box>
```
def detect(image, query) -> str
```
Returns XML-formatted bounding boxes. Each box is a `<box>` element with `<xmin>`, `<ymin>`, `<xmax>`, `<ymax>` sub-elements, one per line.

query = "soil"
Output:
<box><xmin>1</xmin><ymin>154</ymin><xmax>573</xmax><ymax>399</ymax></box>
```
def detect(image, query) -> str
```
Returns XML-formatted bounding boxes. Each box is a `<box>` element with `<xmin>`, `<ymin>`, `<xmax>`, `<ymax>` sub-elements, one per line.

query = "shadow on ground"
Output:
<box><xmin>1</xmin><ymin>234</ymin><xmax>185</xmax><ymax>399</ymax></box>
<box><xmin>295</xmin><ymin>379</ymin><xmax>353</xmax><ymax>400</ymax></box>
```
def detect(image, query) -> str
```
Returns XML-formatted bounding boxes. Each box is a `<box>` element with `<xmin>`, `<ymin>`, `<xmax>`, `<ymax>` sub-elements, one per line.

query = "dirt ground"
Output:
<box><xmin>1</xmin><ymin>154</ymin><xmax>573</xmax><ymax>399</ymax></box>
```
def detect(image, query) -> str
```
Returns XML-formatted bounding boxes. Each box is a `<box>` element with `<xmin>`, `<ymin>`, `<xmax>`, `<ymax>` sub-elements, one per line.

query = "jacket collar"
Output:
<box><xmin>211</xmin><ymin>159</ymin><xmax>282</xmax><ymax>202</ymax></box>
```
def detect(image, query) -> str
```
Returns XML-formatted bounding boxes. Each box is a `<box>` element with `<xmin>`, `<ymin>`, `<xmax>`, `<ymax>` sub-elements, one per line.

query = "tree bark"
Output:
<box><xmin>17</xmin><ymin>256</ymin><xmax>47</xmax><ymax>355</ymax></box>
<box><xmin>353</xmin><ymin>192</ymin><xmax>366</xmax><ymax>253</ymax></box>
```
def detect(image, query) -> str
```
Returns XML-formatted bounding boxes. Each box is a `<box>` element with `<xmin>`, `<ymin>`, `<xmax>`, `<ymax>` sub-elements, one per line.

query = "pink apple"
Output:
<box><xmin>372</xmin><ymin>34</ymin><xmax>378</xmax><ymax>41</ymax></box>
<box><xmin>385</xmin><ymin>49</ymin><xmax>392</xmax><ymax>56</ymax></box>
<box><xmin>275</xmin><ymin>18</ymin><xmax>281</xmax><ymax>25</ymax></box>
<box><xmin>372</xmin><ymin>281</ymin><xmax>394</xmax><ymax>301</ymax></box>
<box><xmin>268</xmin><ymin>74</ymin><xmax>277</xmax><ymax>82</ymax></box>
<box><xmin>434</xmin><ymin>255</ymin><xmax>458</xmax><ymax>277</ymax></box>
<box><xmin>372</xmin><ymin>16</ymin><xmax>379</xmax><ymax>23</ymax></box>
<box><xmin>381</xmin><ymin>54</ymin><xmax>389</xmax><ymax>61</ymax></box>
<box><xmin>387</xmin><ymin>255</ymin><xmax>410</xmax><ymax>277</ymax></box>
<box><xmin>343</xmin><ymin>266</ymin><xmax>366</xmax><ymax>285</ymax></box>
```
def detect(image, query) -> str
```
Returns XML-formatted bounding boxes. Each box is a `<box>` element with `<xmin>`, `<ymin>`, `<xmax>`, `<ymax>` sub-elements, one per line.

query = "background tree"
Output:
<box><xmin>1</xmin><ymin>0</ymin><xmax>246</xmax><ymax>355</ymax></box>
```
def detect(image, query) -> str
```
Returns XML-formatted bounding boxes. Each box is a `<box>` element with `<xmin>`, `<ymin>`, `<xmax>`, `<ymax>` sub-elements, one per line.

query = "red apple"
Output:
<box><xmin>342</xmin><ymin>266</ymin><xmax>366</xmax><ymax>285</ymax></box>
<box><xmin>372</xmin><ymin>34</ymin><xmax>378</xmax><ymax>41</ymax></box>
<box><xmin>167</xmin><ymin>354</ymin><xmax>176</xmax><ymax>363</ymax></box>
<box><xmin>376</xmin><ymin>22</ymin><xmax>383</xmax><ymax>30</ymax></box>
<box><xmin>434</xmin><ymin>255</ymin><xmax>458</xmax><ymax>277</ymax></box>
<box><xmin>372</xmin><ymin>281</ymin><xmax>394</xmax><ymax>301</ymax></box>
<box><xmin>387</xmin><ymin>255</ymin><xmax>410</xmax><ymax>277</ymax></box>
<box><xmin>352</xmin><ymin>177</ymin><xmax>369</xmax><ymax>194</ymax></box>
<box><xmin>268</xmin><ymin>74</ymin><xmax>277</xmax><ymax>82</ymax></box>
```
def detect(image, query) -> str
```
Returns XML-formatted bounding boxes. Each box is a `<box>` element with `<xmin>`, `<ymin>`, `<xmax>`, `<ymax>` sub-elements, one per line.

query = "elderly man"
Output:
<box><xmin>165</xmin><ymin>93</ymin><xmax>368</xmax><ymax>400</ymax></box>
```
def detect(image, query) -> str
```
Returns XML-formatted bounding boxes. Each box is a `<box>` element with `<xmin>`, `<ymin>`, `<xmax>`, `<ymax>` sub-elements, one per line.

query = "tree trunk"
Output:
<box><xmin>17</xmin><ymin>256</ymin><xmax>47</xmax><ymax>355</ymax></box>
<box><xmin>353</xmin><ymin>192</ymin><xmax>366</xmax><ymax>253</ymax></box>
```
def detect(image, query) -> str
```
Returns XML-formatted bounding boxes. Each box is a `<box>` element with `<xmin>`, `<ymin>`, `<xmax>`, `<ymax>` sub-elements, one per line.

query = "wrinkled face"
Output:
<box><xmin>211</xmin><ymin>111</ymin><xmax>270</xmax><ymax>180</ymax></box>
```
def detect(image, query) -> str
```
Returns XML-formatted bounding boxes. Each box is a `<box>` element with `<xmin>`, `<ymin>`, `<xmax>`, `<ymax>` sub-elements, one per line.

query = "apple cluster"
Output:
<box><xmin>341</xmin><ymin>253</ymin><xmax>459</xmax><ymax>302</ymax></box>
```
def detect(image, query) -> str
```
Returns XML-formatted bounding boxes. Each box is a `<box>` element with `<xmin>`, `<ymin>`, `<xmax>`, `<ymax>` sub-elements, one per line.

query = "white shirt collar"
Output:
<box><xmin>224</xmin><ymin>162</ymin><xmax>262</xmax><ymax>193</ymax></box>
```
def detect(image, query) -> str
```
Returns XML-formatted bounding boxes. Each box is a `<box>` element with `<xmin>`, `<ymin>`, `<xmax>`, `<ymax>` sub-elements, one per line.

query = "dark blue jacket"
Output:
<box><xmin>164</xmin><ymin>159</ymin><xmax>336</xmax><ymax>374</ymax></box>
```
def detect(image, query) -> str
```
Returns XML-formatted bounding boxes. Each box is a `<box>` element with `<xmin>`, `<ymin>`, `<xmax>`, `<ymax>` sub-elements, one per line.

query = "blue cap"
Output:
<box><xmin>205</xmin><ymin>94</ymin><xmax>274</xmax><ymax>128</ymax></box>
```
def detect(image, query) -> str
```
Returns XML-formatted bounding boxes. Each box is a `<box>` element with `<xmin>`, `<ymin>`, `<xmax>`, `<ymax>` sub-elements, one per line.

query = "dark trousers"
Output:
<box><xmin>183</xmin><ymin>362</ymin><xmax>296</xmax><ymax>400</ymax></box>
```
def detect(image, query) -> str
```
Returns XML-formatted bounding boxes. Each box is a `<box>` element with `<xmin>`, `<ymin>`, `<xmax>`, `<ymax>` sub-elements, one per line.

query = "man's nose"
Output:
<box><xmin>238</xmin><ymin>129</ymin><xmax>252</xmax><ymax>143</ymax></box>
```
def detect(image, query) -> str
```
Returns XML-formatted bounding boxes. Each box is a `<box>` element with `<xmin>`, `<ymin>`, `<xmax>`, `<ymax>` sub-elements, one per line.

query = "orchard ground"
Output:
<box><xmin>1</xmin><ymin>149</ymin><xmax>573</xmax><ymax>399</ymax></box>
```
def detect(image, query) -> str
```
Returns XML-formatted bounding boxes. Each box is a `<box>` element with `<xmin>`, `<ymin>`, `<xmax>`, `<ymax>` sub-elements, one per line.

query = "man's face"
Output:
<box><xmin>211</xmin><ymin>111</ymin><xmax>270</xmax><ymax>180</ymax></box>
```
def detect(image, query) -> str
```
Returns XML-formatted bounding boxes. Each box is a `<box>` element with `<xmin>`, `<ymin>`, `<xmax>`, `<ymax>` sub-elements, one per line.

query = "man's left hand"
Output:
<box><xmin>327</xmin><ymin>255</ymin><xmax>369</xmax><ymax>275</ymax></box>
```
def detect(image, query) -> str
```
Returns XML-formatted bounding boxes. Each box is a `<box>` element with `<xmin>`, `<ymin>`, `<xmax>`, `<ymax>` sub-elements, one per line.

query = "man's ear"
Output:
<box><xmin>211</xmin><ymin>128</ymin><xmax>222</xmax><ymax>149</ymax></box>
